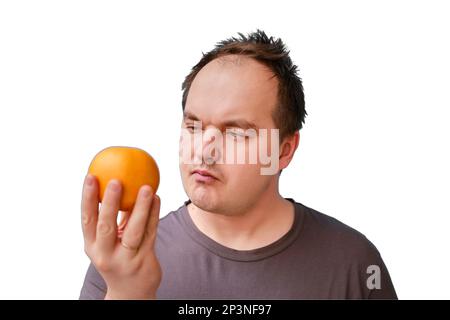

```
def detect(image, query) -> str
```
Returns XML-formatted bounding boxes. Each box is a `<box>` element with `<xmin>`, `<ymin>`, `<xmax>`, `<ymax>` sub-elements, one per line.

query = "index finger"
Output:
<box><xmin>96</xmin><ymin>179</ymin><xmax>122</xmax><ymax>254</ymax></box>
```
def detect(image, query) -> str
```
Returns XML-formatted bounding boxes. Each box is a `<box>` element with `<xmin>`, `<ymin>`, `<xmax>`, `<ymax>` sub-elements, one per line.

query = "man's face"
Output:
<box><xmin>179</xmin><ymin>55</ymin><xmax>280</xmax><ymax>215</ymax></box>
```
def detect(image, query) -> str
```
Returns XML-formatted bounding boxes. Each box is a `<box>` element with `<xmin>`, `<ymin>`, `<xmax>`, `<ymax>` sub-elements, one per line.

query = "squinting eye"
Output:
<box><xmin>227</xmin><ymin>130</ymin><xmax>246</xmax><ymax>138</ymax></box>
<box><xmin>185</xmin><ymin>126</ymin><xmax>201</xmax><ymax>132</ymax></box>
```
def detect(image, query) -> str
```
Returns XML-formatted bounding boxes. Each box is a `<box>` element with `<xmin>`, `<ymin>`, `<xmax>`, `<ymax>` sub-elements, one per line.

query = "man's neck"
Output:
<box><xmin>187</xmin><ymin>193</ymin><xmax>295</xmax><ymax>251</ymax></box>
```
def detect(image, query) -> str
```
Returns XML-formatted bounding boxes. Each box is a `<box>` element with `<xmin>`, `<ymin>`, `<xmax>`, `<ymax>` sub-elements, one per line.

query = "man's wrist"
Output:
<box><xmin>105</xmin><ymin>289</ymin><xmax>156</xmax><ymax>300</ymax></box>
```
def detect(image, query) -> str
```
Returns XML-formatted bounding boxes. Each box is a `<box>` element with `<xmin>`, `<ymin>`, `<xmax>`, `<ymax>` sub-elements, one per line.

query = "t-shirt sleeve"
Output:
<box><xmin>79</xmin><ymin>263</ymin><xmax>107</xmax><ymax>300</ymax></box>
<box><xmin>357</xmin><ymin>238</ymin><xmax>398</xmax><ymax>299</ymax></box>
<box><xmin>366</xmin><ymin>252</ymin><xmax>397</xmax><ymax>299</ymax></box>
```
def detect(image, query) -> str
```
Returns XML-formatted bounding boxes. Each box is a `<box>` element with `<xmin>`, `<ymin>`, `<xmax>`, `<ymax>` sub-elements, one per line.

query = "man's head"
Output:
<box><xmin>179</xmin><ymin>29</ymin><xmax>306</xmax><ymax>215</ymax></box>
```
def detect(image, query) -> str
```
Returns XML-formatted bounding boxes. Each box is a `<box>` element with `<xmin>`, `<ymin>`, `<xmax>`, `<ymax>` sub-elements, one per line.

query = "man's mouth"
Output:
<box><xmin>191</xmin><ymin>169</ymin><xmax>218</xmax><ymax>183</ymax></box>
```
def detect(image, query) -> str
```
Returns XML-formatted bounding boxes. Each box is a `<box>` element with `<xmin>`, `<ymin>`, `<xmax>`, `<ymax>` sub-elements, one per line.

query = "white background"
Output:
<box><xmin>0</xmin><ymin>0</ymin><xmax>449</xmax><ymax>299</ymax></box>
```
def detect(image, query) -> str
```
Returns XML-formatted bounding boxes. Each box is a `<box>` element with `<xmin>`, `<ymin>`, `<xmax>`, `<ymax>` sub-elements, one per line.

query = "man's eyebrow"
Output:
<box><xmin>183</xmin><ymin>111</ymin><xmax>259</xmax><ymax>130</ymax></box>
<box><xmin>183</xmin><ymin>111</ymin><xmax>200</xmax><ymax>121</ymax></box>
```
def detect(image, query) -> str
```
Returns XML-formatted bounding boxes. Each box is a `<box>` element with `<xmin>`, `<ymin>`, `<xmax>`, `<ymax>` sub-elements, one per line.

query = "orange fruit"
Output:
<box><xmin>88</xmin><ymin>146</ymin><xmax>160</xmax><ymax>211</ymax></box>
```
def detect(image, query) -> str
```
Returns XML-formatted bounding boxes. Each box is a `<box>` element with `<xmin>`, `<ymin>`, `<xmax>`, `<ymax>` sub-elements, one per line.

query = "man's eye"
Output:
<box><xmin>227</xmin><ymin>129</ymin><xmax>246</xmax><ymax>138</ymax></box>
<box><xmin>185</xmin><ymin>126</ymin><xmax>200</xmax><ymax>132</ymax></box>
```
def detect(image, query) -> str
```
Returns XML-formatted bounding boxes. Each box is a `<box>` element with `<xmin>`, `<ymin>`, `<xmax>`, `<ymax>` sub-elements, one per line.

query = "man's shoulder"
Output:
<box><xmin>297</xmin><ymin>202</ymin><xmax>382</xmax><ymax>261</ymax></box>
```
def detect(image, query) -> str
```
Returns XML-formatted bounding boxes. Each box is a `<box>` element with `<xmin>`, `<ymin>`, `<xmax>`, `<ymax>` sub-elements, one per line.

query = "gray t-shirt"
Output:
<box><xmin>80</xmin><ymin>198</ymin><xmax>397</xmax><ymax>299</ymax></box>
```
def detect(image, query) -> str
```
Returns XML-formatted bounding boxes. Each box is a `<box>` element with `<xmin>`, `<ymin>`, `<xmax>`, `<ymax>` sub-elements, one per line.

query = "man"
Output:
<box><xmin>80</xmin><ymin>30</ymin><xmax>397</xmax><ymax>299</ymax></box>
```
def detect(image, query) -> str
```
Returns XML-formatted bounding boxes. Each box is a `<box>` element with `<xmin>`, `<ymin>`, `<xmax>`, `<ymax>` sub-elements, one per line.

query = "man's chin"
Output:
<box><xmin>189</xmin><ymin>193</ymin><xmax>219</xmax><ymax>212</ymax></box>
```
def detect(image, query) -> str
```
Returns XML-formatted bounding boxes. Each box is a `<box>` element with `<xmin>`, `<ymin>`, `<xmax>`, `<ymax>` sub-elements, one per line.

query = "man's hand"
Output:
<box><xmin>81</xmin><ymin>174</ymin><xmax>162</xmax><ymax>300</ymax></box>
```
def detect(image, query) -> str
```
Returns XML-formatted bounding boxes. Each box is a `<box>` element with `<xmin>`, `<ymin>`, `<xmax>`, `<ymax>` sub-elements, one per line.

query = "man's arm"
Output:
<box><xmin>360</xmin><ymin>239</ymin><xmax>398</xmax><ymax>299</ymax></box>
<box><xmin>79</xmin><ymin>263</ymin><xmax>107</xmax><ymax>300</ymax></box>
<box><xmin>366</xmin><ymin>254</ymin><xmax>398</xmax><ymax>299</ymax></box>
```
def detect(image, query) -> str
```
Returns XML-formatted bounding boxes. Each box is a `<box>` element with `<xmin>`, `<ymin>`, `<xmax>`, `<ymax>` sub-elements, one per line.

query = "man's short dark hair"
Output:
<box><xmin>181</xmin><ymin>29</ymin><xmax>307</xmax><ymax>143</ymax></box>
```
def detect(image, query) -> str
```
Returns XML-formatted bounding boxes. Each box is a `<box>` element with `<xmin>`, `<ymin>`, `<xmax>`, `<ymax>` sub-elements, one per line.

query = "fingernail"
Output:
<box><xmin>109</xmin><ymin>179</ymin><xmax>121</xmax><ymax>192</ymax></box>
<box><xmin>86</xmin><ymin>174</ymin><xmax>94</xmax><ymax>186</ymax></box>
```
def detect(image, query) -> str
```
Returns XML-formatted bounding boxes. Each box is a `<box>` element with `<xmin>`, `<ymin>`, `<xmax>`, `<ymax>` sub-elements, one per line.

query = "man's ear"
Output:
<box><xmin>278</xmin><ymin>131</ymin><xmax>300</xmax><ymax>171</ymax></box>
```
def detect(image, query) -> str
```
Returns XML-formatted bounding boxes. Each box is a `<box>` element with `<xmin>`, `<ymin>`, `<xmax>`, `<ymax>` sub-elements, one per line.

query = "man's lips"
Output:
<box><xmin>191</xmin><ymin>169</ymin><xmax>218</xmax><ymax>180</ymax></box>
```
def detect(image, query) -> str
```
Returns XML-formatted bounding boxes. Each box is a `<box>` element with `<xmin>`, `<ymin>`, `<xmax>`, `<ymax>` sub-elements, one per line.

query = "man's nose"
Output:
<box><xmin>195</xmin><ymin>127</ymin><xmax>222</xmax><ymax>165</ymax></box>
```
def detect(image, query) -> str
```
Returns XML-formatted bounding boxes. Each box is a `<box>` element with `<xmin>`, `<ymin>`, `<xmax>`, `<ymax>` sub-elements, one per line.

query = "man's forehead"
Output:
<box><xmin>184</xmin><ymin>103</ymin><xmax>254</xmax><ymax>119</ymax></box>
<box><xmin>185</xmin><ymin>55</ymin><xmax>279</xmax><ymax>127</ymax></box>
<box><xmin>185</xmin><ymin>77</ymin><xmax>276</xmax><ymax>124</ymax></box>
